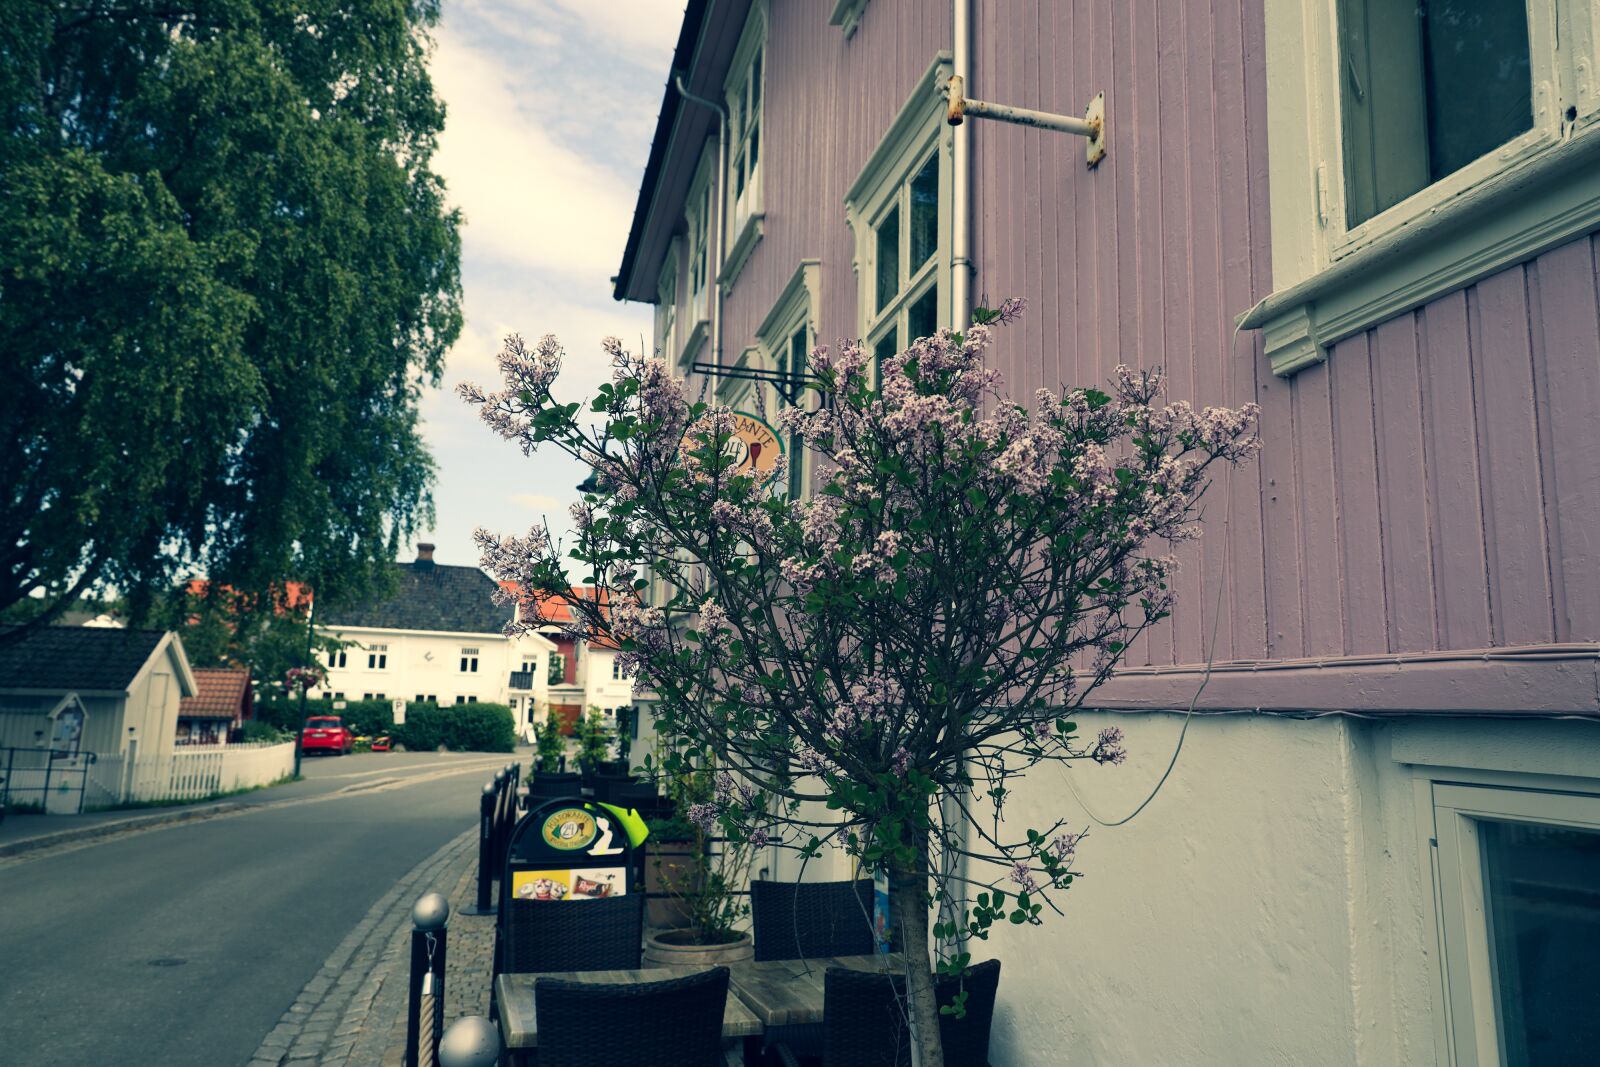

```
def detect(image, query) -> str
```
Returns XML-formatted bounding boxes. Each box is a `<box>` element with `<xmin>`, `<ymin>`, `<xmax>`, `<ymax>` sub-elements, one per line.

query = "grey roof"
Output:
<box><xmin>0</xmin><ymin>626</ymin><xmax>167</xmax><ymax>692</ymax></box>
<box><xmin>319</xmin><ymin>562</ymin><xmax>513</xmax><ymax>636</ymax></box>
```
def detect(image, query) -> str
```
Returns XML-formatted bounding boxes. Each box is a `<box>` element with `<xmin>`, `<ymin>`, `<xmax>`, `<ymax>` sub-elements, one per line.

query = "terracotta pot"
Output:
<box><xmin>643</xmin><ymin>928</ymin><xmax>754</xmax><ymax>968</ymax></box>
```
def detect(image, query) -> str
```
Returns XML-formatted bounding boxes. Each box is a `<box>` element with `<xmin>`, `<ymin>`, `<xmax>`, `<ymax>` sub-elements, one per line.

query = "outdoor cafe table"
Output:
<box><xmin>495</xmin><ymin>966</ymin><xmax>763</xmax><ymax>1059</ymax></box>
<box><xmin>495</xmin><ymin>955</ymin><xmax>900</xmax><ymax>1063</ymax></box>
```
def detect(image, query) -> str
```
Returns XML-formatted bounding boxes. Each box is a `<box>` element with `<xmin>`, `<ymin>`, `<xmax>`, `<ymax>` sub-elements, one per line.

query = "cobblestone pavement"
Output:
<box><xmin>245</xmin><ymin>828</ymin><xmax>481</xmax><ymax>1067</ymax></box>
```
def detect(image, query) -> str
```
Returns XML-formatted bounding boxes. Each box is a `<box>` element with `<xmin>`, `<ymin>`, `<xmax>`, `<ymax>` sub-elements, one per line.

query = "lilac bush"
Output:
<box><xmin>461</xmin><ymin>307</ymin><xmax>1258</xmax><ymax>1066</ymax></box>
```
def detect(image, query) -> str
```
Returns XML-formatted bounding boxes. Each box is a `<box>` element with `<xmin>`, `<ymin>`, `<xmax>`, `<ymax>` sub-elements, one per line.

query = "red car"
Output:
<box><xmin>370</xmin><ymin>736</ymin><xmax>392</xmax><ymax>752</ymax></box>
<box><xmin>301</xmin><ymin>716</ymin><xmax>354</xmax><ymax>756</ymax></box>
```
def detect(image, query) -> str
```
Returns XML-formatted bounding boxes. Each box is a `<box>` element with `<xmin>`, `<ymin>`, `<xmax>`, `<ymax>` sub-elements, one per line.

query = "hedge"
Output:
<box><xmin>256</xmin><ymin>698</ymin><xmax>518</xmax><ymax>753</ymax></box>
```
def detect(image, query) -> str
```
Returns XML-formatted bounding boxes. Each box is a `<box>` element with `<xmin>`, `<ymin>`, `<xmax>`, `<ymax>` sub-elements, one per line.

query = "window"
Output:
<box><xmin>612</xmin><ymin>659</ymin><xmax>626</xmax><ymax>681</ymax></box>
<box><xmin>366</xmin><ymin>644</ymin><xmax>387</xmax><ymax>671</ymax></box>
<box><xmin>655</xmin><ymin>239</ymin><xmax>680</xmax><ymax>364</ymax></box>
<box><xmin>508</xmin><ymin>697</ymin><xmax>518</xmax><ymax>711</ymax></box>
<box><xmin>460</xmin><ymin>648</ymin><xmax>479</xmax><ymax>673</ymax></box>
<box><xmin>521</xmin><ymin>659</ymin><xmax>537</xmax><ymax>673</ymax></box>
<box><xmin>548</xmin><ymin>652</ymin><xmax>566</xmax><ymax>684</ymax></box>
<box><xmin>1248</xmin><ymin>0</ymin><xmax>1600</xmax><ymax>375</ymax></box>
<box><xmin>333</xmin><ymin>692</ymin><xmax>345</xmax><ymax>700</ymax></box>
<box><xmin>328</xmin><ymin>649</ymin><xmax>347</xmax><ymax>669</ymax></box>
<box><xmin>320</xmin><ymin>692</ymin><xmax>332</xmax><ymax>700</ymax></box>
<box><xmin>721</xmin><ymin>4</ymin><xmax>766</xmax><ymax>284</ymax></box>
<box><xmin>684</xmin><ymin>149</ymin><xmax>715</xmax><ymax>344</ymax></box>
<box><xmin>467</xmin><ymin>695</ymin><xmax>478</xmax><ymax>704</ymax></box>
<box><xmin>845</xmin><ymin>56</ymin><xmax>953</xmax><ymax>380</ymax></box>
<box><xmin>454</xmin><ymin>695</ymin><xmax>466</xmax><ymax>705</ymax></box>
<box><xmin>755</xmin><ymin>260</ymin><xmax>822</xmax><ymax>500</ymax></box>
<box><xmin>1428</xmin><ymin>782</ymin><xmax>1600</xmax><ymax>1065</ymax></box>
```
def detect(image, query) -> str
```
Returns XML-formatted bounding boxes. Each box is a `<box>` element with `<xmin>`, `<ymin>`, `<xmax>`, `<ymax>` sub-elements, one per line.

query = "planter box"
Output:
<box><xmin>643</xmin><ymin>929</ymin><xmax>753</xmax><ymax>968</ymax></box>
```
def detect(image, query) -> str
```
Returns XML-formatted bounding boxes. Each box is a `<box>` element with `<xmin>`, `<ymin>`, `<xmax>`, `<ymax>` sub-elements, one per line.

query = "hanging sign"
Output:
<box><xmin>726</xmin><ymin>410</ymin><xmax>784</xmax><ymax>485</ymax></box>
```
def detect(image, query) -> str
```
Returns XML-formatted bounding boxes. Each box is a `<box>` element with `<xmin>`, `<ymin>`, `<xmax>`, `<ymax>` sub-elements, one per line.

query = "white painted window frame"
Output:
<box><xmin>756</xmin><ymin>260</ymin><xmax>822</xmax><ymax>500</ymax></box>
<box><xmin>1251</xmin><ymin>0</ymin><xmax>1600</xmax><ymax>376</ymax></box>
<box><xmin>684</xmin><ymin>146</ymin><xmax>716</xmax><ymax>354</ymax></box>
<box><xmin>845</xmin><ymin>53</ymin><xmax>955</xmax><ymax>372</ymax></box>
<box><xmin>720</xmin><ymin>2</ymin><xmax>767</xmax><ymax>287</ymax></box>
<box><xmin>1415</xmin><ymin>770</ymin><xmax>1600</xmax><ymax>1066</ymax></box>
<box><xmin>655</xmin><ymin>237</ymin><xmax>680</xmax><ymax>365</ymax></box>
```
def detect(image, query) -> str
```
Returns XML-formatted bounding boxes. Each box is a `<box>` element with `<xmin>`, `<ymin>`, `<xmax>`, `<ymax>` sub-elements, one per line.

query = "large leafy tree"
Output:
<box><xmin>0</xmin><ymin>0</ymin><xmax>462</xmax><ymax>635</ymax></box>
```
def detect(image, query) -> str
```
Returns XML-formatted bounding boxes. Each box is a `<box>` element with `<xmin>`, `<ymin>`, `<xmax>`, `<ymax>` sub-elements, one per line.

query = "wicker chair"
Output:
<box><xmin>749</xmin><ymin>879</ymin><xmax>876</xmax><ymax>962</ymax></box>
<box><xmin>534</xmin><ymin>966</ymin><xmax>730</xmax><ymax>1067</ymax></box>
<box><xmin>772</xmin><ymin>960</ymin><xmax>1002</xmax><ymax>1067</ymax></box>
<box><xmin>500</xmin><ymin>893</ymin><xmax>645</xmax><ymax>973</ymax></box>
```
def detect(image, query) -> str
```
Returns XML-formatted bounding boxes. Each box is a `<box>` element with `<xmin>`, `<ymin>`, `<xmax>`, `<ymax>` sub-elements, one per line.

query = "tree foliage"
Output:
<box><xmin>462</xmin><ymin>307</ymin><xmax>1260</xmax><ymax>1065</ymax></box>
<box><xmin>1</xmin><ymin>0</ymin><xmax>462</xmax><ymax>634</ymax></box>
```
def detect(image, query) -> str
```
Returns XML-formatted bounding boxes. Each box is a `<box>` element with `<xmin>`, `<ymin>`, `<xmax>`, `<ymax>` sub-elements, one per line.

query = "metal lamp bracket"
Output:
<box><xmin>946</xmin><ymin>76</ymin><xmax>1107</xmax><ymax>168</ymax></box>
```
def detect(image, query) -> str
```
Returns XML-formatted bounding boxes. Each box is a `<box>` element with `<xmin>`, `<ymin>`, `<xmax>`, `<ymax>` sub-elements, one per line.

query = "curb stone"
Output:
<box><xmin>247</xmin><ymin>827</ymin><xmax>478</xmax><ymax>1067</ymax></box>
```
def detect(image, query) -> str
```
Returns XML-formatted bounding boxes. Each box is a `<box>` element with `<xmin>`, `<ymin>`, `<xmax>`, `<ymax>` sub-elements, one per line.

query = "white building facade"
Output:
<box><xmin>315</xmin><ymin>545</ymin><xmax>553</xmax><ymax>728</ymax></box>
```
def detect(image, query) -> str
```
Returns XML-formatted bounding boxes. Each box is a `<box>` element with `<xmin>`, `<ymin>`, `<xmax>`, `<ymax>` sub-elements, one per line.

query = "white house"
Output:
<box><xmin>0</xmin><ymin>625</ymin><xmax>196</xmax><ymax>810</ymax></box>
<box><xmin>519</xmin><ymin>588</ymin><xmax>639</xmax><ymax>751</ymax></box>
<box><xmin>314</xmin><ymin>544</ymin><xmax>553</xmax><ymax>735</ymax></box>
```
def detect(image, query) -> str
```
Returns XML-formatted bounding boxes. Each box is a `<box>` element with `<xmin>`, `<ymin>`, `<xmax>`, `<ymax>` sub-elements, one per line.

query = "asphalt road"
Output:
<box><xmin>0</xmin><ymin>751</ymin><xmax>514</xmax><ymax>1067</ymax></box>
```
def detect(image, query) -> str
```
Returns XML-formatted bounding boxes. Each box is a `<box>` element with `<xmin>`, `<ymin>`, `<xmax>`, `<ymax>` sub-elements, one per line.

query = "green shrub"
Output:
<box><xmin>239</xmin><ymin>720</ymin><xmax>292</xmax><ymax>744</ymax></box>
<box><xmin>393</xmin><ymin>703</ymin><xmax>517</xmax><ymax>753</ymax></box>
<box><xmin>254</xmin><ymin>698</ymin><xmax>515</xmax><ymax>752</ymax></box>
<box><xmin>255</xmin><ymin>697</ymin><xmax>413</xmax><ymax>738</ymax></box>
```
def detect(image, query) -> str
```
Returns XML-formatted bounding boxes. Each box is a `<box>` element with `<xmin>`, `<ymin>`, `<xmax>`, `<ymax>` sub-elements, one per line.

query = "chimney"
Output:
<box><xmin>415</xmin><ymin>543</ymin><xmax>436</xmax><ymax>570</ymax></box>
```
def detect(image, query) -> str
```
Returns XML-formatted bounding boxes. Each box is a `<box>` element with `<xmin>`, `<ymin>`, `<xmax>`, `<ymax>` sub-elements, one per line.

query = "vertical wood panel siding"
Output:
<box><xmin>682</xmin><ymin>0</ymin><xmax>1600</xmax><ymax>671</ymax></box>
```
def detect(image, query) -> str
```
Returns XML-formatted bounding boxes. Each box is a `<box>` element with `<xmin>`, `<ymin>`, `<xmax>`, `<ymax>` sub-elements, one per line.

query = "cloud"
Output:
<box><xmin>428</xmin><ymin>27</ymin><xmax>642</xmax><ymax>279</ymax></box>
<box><xmin>512</xmin><ymin>493</ymin><xmax>565</xmax><ymax>512</ymax></box>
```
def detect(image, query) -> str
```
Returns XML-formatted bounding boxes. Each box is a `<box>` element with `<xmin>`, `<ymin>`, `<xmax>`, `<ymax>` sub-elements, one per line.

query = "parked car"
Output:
<box><xmin>301</xmin><ymin>716</ymin><xmax>354</xmax><ymax>756</ymax></box>
<box><xmin>370</xmin><ymin>736</ymin><xmax>392</xmax><ymax>752</ymax></box>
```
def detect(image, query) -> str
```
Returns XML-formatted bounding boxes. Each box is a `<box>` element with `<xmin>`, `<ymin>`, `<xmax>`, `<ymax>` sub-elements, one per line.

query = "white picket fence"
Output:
<box><xmin>86</xmin><ymin>741</ymin><xmax>295</xmax><ymax>806</ymax></box>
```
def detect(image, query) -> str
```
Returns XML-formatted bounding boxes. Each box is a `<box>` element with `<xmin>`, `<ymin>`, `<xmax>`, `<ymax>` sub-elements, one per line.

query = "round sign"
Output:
<box><xmin>540</xmin><ymin>808</ymin><xmax>598</xmax><ymax>851</ymax></box>
<box><xmin>727</xmin><ymin>410</ymin><xmax>784</xmax><ymax>484</ymax></box>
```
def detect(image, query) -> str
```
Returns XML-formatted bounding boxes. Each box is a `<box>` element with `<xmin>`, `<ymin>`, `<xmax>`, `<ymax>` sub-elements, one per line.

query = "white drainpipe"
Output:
<box><xmin>674</xmin><ymin>72</ymin><xmax>729</xmax><ymax>369</ymax></box>
<box><xmin>951</xmin><ymin>0</ymin><xmax>973</xmax><ymax>332</ymax></box>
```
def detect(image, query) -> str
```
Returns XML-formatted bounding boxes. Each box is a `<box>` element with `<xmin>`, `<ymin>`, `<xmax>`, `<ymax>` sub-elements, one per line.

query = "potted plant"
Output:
<box><xmin>463</xmin><ymin>309</ymin><xmax>1258</xmax><ymax>1063</ymax></box>
<box><xmin>575</xmin><ymin>707</ymin><xmax>614</xmax><ymax>789</ymax></box>
<box><xmin>533</xmin><ymin>710</ymin><xmax>567</xmax><ymax>774</ymax></box>
<box><xmin>641</xmin><ymin>758</ymin><xmax>757</xmax><ymax>966</ymax></box>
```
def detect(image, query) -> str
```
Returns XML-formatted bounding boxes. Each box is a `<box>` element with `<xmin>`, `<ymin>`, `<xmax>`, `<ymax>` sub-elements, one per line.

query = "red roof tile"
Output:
<box><xmin>180</xmin><ymin>668</ymin><xmax>252</xmax><ymax>719</ymax></box>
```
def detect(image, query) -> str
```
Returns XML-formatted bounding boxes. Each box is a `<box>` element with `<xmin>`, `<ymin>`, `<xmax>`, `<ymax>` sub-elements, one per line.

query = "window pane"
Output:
<box><xmin>873</xmin><ymin>331</ymin><xmax>898</xmax><ymax>381</ymax></box>
<box><xmin>875</xmin><ymin>205</ymin><xmax>900</xmax><ymax>312</ymax></box>
<box><xmin>789</xmin><ymin>327</ymin><xmax>807</xmax><ymax>380</ymax></box>
<box><xmin>751</xmin><ymin>50</ymin><xmax>762</xmax><ymax>111</ymax></box>
<box><xmin>1481</xmin><ymin>820</ymin><xmax>1600</xmax><ymax>1066</ymax></box>
<box><xmin>749</xmin><ymin>124</ymin><xmax>760</xmax><ymax>172</ymax></box>
<box><xmin>1338</xmin><ymin>0</ymin><xmax>1531</xmax><ymax>226</ymax></box>
<box><xmin>908</xmin><ymin>284</ymin><xmax>938</xmax><ymax>343</ymax></box>
<box><xmin>910</xmin><ymin>154</ymin><xmax>939</xmax><ymax>268</ymax></box>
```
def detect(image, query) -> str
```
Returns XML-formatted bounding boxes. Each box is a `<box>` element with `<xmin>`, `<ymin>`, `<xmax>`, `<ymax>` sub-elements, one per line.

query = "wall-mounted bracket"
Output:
<box><xmin>946</xmin><ymin>76</ymin><xmax>1107</xmax><ymax>168</ymax></box>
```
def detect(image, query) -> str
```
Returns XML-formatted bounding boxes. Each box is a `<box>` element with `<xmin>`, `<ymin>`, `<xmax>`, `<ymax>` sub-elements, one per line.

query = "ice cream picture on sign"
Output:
<box><xmin>725</xmin><ymin>411</ymin><xmax>784</xmax><ymax>484</ymax></box>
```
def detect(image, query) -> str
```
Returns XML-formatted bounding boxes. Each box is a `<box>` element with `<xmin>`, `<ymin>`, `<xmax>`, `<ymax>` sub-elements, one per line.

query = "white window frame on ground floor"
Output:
<box><xmin>1413</xmin><ymin>765</ymin><xmax>1600</xmax><ymax>1066</ymax></box>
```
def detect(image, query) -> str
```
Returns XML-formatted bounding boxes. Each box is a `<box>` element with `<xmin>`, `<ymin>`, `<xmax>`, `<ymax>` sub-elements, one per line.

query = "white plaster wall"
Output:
<box><xmin>319</xmin><ymin>627</ymin><xmax>516</xmax><ymax>705</ymax></box>
<box><xmin>580</xmin><ymin>646</ymin><xmax>636</xmax><ymax>712</ymax></box>
<box><xmin>981</xmin><ymin>712</ymin><xmax>1437</xmax><ymax>1067</ymax></box>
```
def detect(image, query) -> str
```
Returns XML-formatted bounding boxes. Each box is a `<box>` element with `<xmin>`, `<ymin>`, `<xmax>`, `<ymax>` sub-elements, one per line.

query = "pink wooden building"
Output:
<box><xmin>615</xmin><ymin>2</ymin><xmax>1600</xmax><ymax>1062</ymax></box>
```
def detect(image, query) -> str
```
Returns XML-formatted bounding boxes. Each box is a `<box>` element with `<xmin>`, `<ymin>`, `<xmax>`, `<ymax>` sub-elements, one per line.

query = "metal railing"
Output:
<box><xmin>0</xmin><ymin>745</ymin><xmax>97</xmax><ymax>815</ymax></box>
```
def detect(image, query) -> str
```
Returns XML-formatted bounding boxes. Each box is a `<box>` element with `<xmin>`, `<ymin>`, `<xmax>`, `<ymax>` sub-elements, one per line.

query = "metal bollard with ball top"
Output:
<box><xmin>438</xmin><ymin>1016</ymin><xmax>500</xmax><ymax>1067</ymax></box>
<box><xmin>405</xmin><ymin>891</ymin><xmax>450</xmax><ymax>1067</ymax></box>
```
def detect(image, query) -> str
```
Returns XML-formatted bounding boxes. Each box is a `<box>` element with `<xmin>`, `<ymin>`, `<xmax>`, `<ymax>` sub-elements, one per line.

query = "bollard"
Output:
<box><xmin>490</xmin><ymin>770</ymin><xmax>510</xmax><ymax>880</ymax></box>
<box><xmin>460</xmin><ymin>781</ymin><xmax>497</xmax><ymax>916</ymax></box>
<box><xmin>438</xmin><ymin>1016</ymin><xmax>500</xmax><ymax>1067</ymax></box>
<box><xmin>405</xmin><ymin>892</ymin><xmax>450</xmax><ymax>1067</ymax></box>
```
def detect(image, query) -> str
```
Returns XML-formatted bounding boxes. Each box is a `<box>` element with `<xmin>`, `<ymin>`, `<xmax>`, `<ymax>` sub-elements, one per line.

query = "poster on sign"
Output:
<box><xmin>510</xmin><ymin>867</ymin><xmax>626</xmax><ymax>901</ymax></box>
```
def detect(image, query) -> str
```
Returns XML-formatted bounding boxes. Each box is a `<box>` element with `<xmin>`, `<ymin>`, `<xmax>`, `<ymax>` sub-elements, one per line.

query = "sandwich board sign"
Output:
<box><xmin>503</xmin><ymin>797</ymin><xmax>648</xmax><ymax>903</ymax></box>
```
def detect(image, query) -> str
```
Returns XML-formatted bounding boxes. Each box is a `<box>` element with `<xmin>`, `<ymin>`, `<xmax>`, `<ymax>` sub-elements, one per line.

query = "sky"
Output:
<box><xmin>409</xmin><ymin>0</ymin><xmax>684</xmax><ymax>570</ymax></box>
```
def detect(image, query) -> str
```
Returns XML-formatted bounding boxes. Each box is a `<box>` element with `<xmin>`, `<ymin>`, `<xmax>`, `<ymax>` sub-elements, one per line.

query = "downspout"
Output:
<box><xmin>674</xmin><ymin>72</ymin><xmax>729</xmax><ymax>369</ymax></box>
<box><xmin>942</xmin><ymin>0</ymin><xmax>974</xmax><ymax>959</ymax></box>
<box><xmin>951</xmin><ymin>0</ymin><xmax>973</xmax><ymax>332</ymax></box>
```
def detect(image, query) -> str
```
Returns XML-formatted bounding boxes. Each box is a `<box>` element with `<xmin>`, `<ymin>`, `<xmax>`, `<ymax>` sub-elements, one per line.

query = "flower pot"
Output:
<box><xmin>643</xmin><ymin>928</ymin><xmax>754</xmax><ymax>968</ymax></box>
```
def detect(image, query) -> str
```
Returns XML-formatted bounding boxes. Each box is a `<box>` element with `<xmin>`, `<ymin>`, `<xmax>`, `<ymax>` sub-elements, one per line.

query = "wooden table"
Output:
<box><xmin>725</xmin><ymin>954</ymin><xmax>904</xmax><ymax>1029</ymax></box>
<box><xmin>496</xmin><ymin>967</ymin><xmax>763</xmax><ymax>1053</ymax></box>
